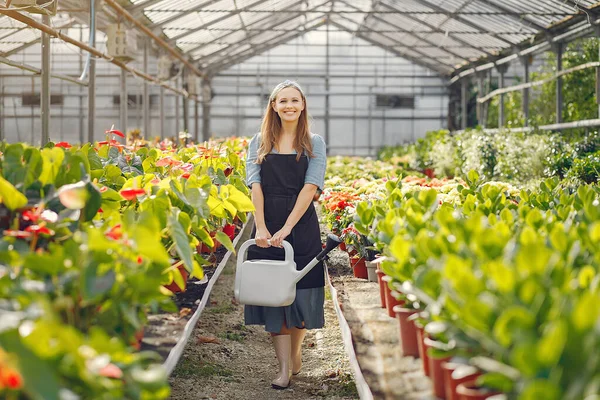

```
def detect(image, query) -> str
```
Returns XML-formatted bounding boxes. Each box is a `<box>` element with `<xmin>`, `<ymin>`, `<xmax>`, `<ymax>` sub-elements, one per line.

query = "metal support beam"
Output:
<box><xmin>497</xmin><ymin>64</ymin><xmax>509</xmax><ymax>128</ymax></box>
<box><xmin>88</xmin><ymin>1</ymin><xmax>96</xmax><ymax>143</ymax></box>
<box><xmin>183</xmin><ymin>77</ymin><xmax>189</xmax><ymax>135</ymax></box>
<box><xmin>461</xmin><ymin>78</ymin><xmax>468</xmax><ymax>130</ymax></box>
<box><xmin>78</xmin><ymin>27</ymin><xmax>84</xmax><ymax>144</ymax></box>
<box><xmin>143</xmin><ymin>39</ymin><xmax>150</xmax><ymax>138</ymax></box>
<box><xmin>151</xmin><ymin>0</ymin><xmax>221</xmax><ymax>29</ymax></box>
<box><xmin>476</xmin><ymin>71</ymin><xmax>485</xmax><ymax>127</ymax></box>
<box><xmin>555</xmin><ymin>43</ymin><xmax>563</xmax><ymax>124</ymax></box>
<box><xmin>175</xmin><ymin>75</ymin><xmax>180</xmax><ymax>135</ymax></box>
<box><xmin>202</xmin><ymin>78</ymin><xmax>211</xmax><ymax>142</ymax></box>
<box><xmin>521</xmin><ymin>55</ymin><xmax>531</xmax><ymax>126</ymax></box>
<box><xmin>120</xmin><ymin>69</ymin><xmax>127</xmax><ymax>133</ymax></box>
<box><xmin>41</xmin><ymin>14</ymin><xmax>51</xmax><ymax>145</ymax></box>
<box><xmin>194</xmin><ymin>99</ymin><xmax>199</xmax><ymax>142</ymax></box>
<box><xmin>160</xmin><ymin>86</ymin><xmax>165</xmax><ymax>139</ymax></box>
<box><xmin>475</xmin><ymin>0</ymin><xmax>549</xmax><ymax>32</ymax></box>
<box><xmin>325</xmin><ymin>22</ymin><xmax>330</xmax><ymax>152</ymax></box>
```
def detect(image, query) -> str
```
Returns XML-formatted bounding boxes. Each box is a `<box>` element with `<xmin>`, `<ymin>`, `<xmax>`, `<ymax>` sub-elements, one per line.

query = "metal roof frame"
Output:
<box><xmin>1</xmin><ymin>0</ymin><xmax>599</xmax><ymax>78</ymax></box>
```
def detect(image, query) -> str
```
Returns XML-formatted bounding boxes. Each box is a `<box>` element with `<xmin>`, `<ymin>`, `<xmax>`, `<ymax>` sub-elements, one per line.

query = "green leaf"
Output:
<box><xmin>83</xmin><ymin>262</ymin><xmax>116</xmax><ymax>301</ymax></box>
<box><xmin>57</xmin><ymin>181</ymin><xmax>89</xmax><ymax>210</ymax></box>
<box><xmin>536</xmin><ymin>320</ymin><xmax>567</xmax><ymax>367</ymax></box>
<box><xmin>81</xmin><ymin>182</ymin><xmax>102</xmax><ymax>221</ymax></box>
<box><xmin>168</xmin><ymin>210</ymin><xmax>194</xmax><ymax>273</ymax></box>
<box><xmin>215</xmin><ymin>230</ymin><xmax>235</xmax><ymax>254</ymax></box>
<box><xmin>39</xmin><ymin>147</ymin><xmax>65</xmax><ymax>186</ymax></box>
<box><xmin>572</xmin><ymin>292</ymin><xmax>600</xmax><ymax>331</ymax></box>
<box><xmin>493</xmin><ymin>306</ymin><xmax>535</xmax><ymax>347</ymax></box>
<box><xmin>520</xmin><ymin>380</ymin><xmax>561</xmax><ymax>400</ymax></box>
<box><xmin>225</xmin><ymin>184</ymin><xmax>255</xmax><ymax>212</ymax></box>
<box><xmin>0</xmin><ymin>329</ymin><xmax>62</xmax><ymax>400</ymax></box>
<box><xmin>0</xmin><ymin>175</ymin><xmax>28</xmax><ymax>210</ymax></box>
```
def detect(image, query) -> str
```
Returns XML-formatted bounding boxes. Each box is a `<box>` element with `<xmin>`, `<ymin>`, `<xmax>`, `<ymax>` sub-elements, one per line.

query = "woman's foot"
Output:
<box><xmin>271</xmin><ymin>335</ymin><xmax>291</xmax><ymax>389</ymax></box>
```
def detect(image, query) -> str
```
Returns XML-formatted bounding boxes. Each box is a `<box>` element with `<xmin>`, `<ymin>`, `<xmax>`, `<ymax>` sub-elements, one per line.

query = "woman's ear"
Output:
<box><xmin>271</xmin><ymin>101</ymin><xmax>277</xmax><ymax>113</ymax></box>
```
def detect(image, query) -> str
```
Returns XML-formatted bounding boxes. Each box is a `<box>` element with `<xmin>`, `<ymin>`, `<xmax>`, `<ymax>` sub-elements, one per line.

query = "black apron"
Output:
<box><xmin>247</xmin><ymin>153</ymin><xmax>324</xmax><ymax>289</ymax></box>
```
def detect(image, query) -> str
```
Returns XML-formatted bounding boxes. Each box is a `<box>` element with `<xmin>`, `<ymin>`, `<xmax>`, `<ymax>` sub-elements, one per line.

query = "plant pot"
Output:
<box><xmin>456</xmin><ymin>380</ymin><xmax>500</xmax><ymax>400</ymax></box>
<box><xmin>443</xmin><ymin>364</ymin><xmax>481</xmax><ymax>400</ymax></box>
<box><xmin>163</xmin><ymin>263</ymin><xmax>189</xmax><ymax>293</ymax></box>
<box><xmin>376</xmin><ymin>269</ymin><xmax>386</xmax><ymax>308</ymax></box>
<box><xmin>366</xmin><ymin>261</ymin><xmax>378</xmax><ymax>282</ymax></box>
<box><xmin>339</xmin><ymin>242</ymin><xmax>347</xmax><ymax>252</ymax></box>
<box><xmin>393</xmin><ymin>306</ymin><xmax>419</xmax><ymax>357</ymax></box>
<box><xmin>415</xmin><ymin>323</ymin><xmax>430</xmax><ymax>376</ymax></box>
<box><xmin>425</xmin><ymin>337</ymin><xmax>452</xmax><ymax>399</ymax></box>
<box><xmin>223</xmin><ymin>223</ymin><xmax>236</xmax><ymax>240</ymax></box>
<box><xmin>351</xmin><ymin>257</ymin><xmax>368</xmax><ymax>279</ymax></box>
<box><xmin>382</xmin><ymin>276</ymin><xmax>404</xmax><ymax>318</ymax></box>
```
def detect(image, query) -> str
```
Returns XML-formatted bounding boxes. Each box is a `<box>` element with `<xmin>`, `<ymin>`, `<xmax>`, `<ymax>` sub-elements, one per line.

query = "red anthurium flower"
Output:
<box><xmin>55</xmin><ymin>141</ymin><xmax>72</xmax><ymax>148</ymax></box>
<box><xmin>99</xmin><ymin>186</ymin><xmax>108</xmax><ymax>193</ymax></box>
<box><xmin>0</xmin><ymin>367</ymin><xmax>24</xmax><ymax>389</ymax></box>
<box><xmin>156</xmin><ymin>157</ymin><xmax>183</xmax><ymax>167</ymax></box>
<box><xmin>105</xmin><ymin>128</ymin><xmax>125</xmax><ymax>138</ymax></box>
<box><xmin>137</xmin><ymin>256</ymin><xmax>143</xmax><ymax>264</ymax></box>
<box><xmin>22</xmin><ymin>210</ymin><xmax>40</xmax><ymax>223</ymax></box>
<box><xmin>25</xmin><ymin>225</ymin><xmax>54</xmax><ymax>235</ymax></box>
<box><xmin>179</xmin><ymin>163</ymin><xmax>193</xmax><ymax>172</ymax></box>
<box><xmin>106</xmin><ymin>224</ymin><xmax>122</xmax><ymax>240</ymax></box>
<box><xmin>119</xmin><ymin>188</ymin><xmax>146</xmax><ymax>201</ymax></box>
<box><xmin>98</xmin><ymin>208</ymin><xmax>104</xmax><ymax>213</ymax></box>
<box><xmin>98</xmin><ymin>363</ymin><xmax>123</xmax><ymax>379</ymax></box>
<box><xmin>223</xmin><ymin>167</ymin><xmax>233</xmax><ymax>177</ymax></box>
<box><xmin>181</xmin><ymin>172</ymin><xmax>190</xmax><ymax>179</ymax></box>
<box><xmin>2</xmin><ymin>230</ymin><xmax>32</xmax><ymax>239</ymax></box>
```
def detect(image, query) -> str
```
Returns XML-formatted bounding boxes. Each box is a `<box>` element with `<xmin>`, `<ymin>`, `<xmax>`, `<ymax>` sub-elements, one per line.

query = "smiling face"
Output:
<box><xmin>271</xmin><ymin>87</ymin><xmax>305</xmax><ymax>123</ymax></box>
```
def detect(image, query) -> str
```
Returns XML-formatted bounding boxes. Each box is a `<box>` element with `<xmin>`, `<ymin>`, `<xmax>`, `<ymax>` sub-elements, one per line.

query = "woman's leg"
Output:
<box><xmin>270</xmin><ymin>323</ymin><xmax>292</xmax><ymax>389</ymax></box>
<box><xmin>290</xmin><ymin>325</ymin><xmax>306</xmax><ymax>375</ymax></box>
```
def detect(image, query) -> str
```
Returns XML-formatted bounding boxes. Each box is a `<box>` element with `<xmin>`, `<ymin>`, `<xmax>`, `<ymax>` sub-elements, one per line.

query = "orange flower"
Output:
<box><xmin>55</xmin><ymin>141</ymin><xmax>72</xmax><ymax>148</ymax></box>
<box><xmin>24</xmin><ymin>225</ymin><xmax>54</xmax><ymax>235</ymax></box>
<box><xmin>105</xmin><ymin>128</ymin><xmax>125</xmax><ymax>138</ymax></box>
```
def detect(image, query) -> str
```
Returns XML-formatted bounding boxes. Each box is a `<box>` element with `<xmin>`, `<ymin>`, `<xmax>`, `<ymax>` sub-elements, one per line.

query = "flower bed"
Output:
<box><xmin>0</xmin><ymin>129</ymin><xmax>254</xmax><ymax>398</ymax></box>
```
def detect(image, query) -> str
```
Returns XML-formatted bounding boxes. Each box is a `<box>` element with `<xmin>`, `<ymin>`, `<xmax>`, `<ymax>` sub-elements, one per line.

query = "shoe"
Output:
<box><xmin>271</xmin><ymin>335</ymin><xmax>291</xmax><ymax>389</ymax></box>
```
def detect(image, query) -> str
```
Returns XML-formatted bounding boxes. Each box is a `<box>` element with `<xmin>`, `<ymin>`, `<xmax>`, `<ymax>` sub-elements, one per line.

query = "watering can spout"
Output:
<box><xmin>293</xmin><ymin>234</ymin><xmax>343</xmax><ymax>284</ymax></box>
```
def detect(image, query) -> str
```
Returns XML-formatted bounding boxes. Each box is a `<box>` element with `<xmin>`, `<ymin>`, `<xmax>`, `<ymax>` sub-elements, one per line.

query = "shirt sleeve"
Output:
<box><xmin>245</xmin><ymin>133</ymin><xmax>261</xmax><ymax>188</ymax></box>
<box><xmin>305</xmin><ymin>134</ymin><xmax>327</xmax><ymax>190</ymax></box>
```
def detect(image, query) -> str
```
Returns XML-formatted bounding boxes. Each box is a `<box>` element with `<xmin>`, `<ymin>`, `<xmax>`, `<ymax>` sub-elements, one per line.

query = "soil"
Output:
<box><xmin>140</xmin><ymin>225</ymin><xmax>241</xmax><ymax>360</ymax></box>
<box><xmin>168</xmin><ymin>219</ymin><xmax>358</xmax><ymax>400</ymax></box>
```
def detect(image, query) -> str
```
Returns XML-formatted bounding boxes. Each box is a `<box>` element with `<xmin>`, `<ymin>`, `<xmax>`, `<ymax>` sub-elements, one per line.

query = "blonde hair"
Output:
<box><xmin>257</xmin><ymin>80</ymin><xmax>313</xmax><ymax>163</ymax></box>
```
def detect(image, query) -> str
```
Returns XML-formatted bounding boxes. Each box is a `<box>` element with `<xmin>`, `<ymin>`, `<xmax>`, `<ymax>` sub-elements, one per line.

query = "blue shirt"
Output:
<box><xmin>245</xmin><ymin>133</ymin><xmax>327</xmax><ymax>190</ymax></box>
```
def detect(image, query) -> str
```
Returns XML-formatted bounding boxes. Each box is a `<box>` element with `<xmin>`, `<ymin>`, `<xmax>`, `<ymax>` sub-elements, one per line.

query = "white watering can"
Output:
<box><xmin>235</xmin><ymin>234</ymin><xmax>342</xmax><ymax>307</ymax></box>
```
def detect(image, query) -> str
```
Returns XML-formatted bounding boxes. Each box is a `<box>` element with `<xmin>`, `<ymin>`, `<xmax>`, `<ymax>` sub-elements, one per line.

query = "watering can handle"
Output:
<box><xmin>238</xmin><ymin>239</ymin><xmax>294</xmax><ymax>264</ymax></box>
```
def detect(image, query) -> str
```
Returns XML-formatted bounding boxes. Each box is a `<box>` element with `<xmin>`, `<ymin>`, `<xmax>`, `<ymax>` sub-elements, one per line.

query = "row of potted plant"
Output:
<box><xmin>0</xmin><ymin>129</ymin><xmax>254</xmax><ymax>399</ymax></box>
<box><xmin>320</xmin><ymin>155</ymin><xmax>600</xmax><ymax>399</ymax></box>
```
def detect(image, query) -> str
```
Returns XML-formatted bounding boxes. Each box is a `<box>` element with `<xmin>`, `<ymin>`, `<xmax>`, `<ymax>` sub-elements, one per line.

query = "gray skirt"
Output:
<box><xmin>244</xmin><ymin>287</ymin><xmax>325</xmax><ymax>333</ymax></box>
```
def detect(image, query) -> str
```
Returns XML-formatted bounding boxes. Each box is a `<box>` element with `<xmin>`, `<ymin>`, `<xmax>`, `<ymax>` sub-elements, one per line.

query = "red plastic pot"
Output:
<box><xmin>456</xmin><ymin>380</ymin><xmax>500</xmax><ymax>400</ymax></box>
<box><xmin>376</xmin><ymin>269</ymin><xmax>386</xmax><ymax>308</ymax></box>
<box><xmin>223</xmin><ymin>223</ymin><xmax>236</xmax><ymax>240</ymax></box>
<box><xmin>163</xmin><ymin>264</ymin><xmax>189</xmax><ymax>293</ymax></box>
<box><xmin>443</xmin><ymin>363</ymin><xmax>482</xmax><ymax>400</ymax></box>
<box><xmin>393</xmin><ymin>306</ymin><xmax>419</xmax><ymax>357</ymax></box>
<box><xmin>425</xmin><ymin>337</ymin><xmax>451</xmax><ymax>399</ymax></box>
<box><xmin>351</xmin><ymin>257</ymin><xmax>368</xmax><ymax>279</ymax></box>
<box><xmin>339</xmin><ymin>242</ymin><xmax>347</xmax><ymax>252</ymax></box>
<box><xmin>382</xmin><ymin>276</ymin><xmax>404</xmax><ymax>318</ymax></box>
<box><xmin>416</xmin><ymin>323</ymin><xmax>430</xmax><ymax>376</ymax></box>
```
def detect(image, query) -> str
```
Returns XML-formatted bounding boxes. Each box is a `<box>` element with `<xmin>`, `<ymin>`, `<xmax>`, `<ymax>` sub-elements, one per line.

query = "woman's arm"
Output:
<box><xmin>269</xmin><ymin>183</ymin><xmax>318</xmax><ymax>247</ymax></box>
<box><xmin>251</xmin><ymin>183</ymin><xmax>271</xmax><ymax>248</ymax></box>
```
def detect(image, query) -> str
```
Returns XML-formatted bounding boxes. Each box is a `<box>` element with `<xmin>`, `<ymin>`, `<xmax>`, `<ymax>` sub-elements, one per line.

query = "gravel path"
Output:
<box><xmin>168</xmin><ymin>223</ymin><xmax>358</xmax><ymax>400</ymax></box>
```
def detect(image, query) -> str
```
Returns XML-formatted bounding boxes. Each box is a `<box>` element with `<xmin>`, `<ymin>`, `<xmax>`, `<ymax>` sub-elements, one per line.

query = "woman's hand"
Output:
<box><xmin>270</xmin><ymin>225</ymin><xmax>293</xmax><ymax>248</ymax></box>
<box><xmin>255</xmin><ymin>227</ymin><xmax>272</xmax><ymax>248</ymax></box>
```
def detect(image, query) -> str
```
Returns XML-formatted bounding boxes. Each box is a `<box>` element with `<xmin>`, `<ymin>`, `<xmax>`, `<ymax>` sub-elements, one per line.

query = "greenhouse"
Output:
<box><xmin>0</xmin><ymin>1</ymin><xmax>599</xmax><ymax>399</ymax></box>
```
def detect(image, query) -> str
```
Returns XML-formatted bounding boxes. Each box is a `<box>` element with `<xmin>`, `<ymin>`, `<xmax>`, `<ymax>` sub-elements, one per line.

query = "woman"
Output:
<box><xmin>245</xmin><ymin>80</ymin><xmax>326</xmax><ymax>390</ymax></box>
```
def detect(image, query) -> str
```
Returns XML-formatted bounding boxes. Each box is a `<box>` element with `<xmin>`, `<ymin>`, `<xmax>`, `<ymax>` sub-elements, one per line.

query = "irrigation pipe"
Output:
<box><xmin>477</xmin><ymin>61</ymin><xmax>600</xmax><ymax>103</ymax></box>
<box><xmin>163</xmin><ymin>219</ymin><xmax>251</xmax><ymax>376</ymax></box>
<box><xmin>324</xmin><ymin>263</ymin><xmax>374</xmax><ymax>400</ymax></box>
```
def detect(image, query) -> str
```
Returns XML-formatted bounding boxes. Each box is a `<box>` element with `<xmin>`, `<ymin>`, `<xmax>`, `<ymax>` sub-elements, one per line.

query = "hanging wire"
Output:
<box><xmin>78</xmin><ymin>0</ymin><xmax>95</xmax><ymax>81</ymax></box>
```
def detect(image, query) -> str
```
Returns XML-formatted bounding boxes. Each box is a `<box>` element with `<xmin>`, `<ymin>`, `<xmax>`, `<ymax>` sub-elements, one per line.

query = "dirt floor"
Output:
<box><xmin>168</xmin><ymin>224</ymin><xmax>359</xmax><ymax>400</ymax></box>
